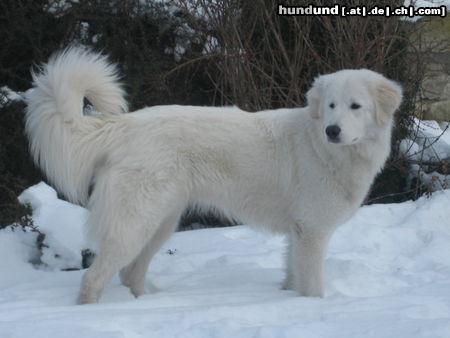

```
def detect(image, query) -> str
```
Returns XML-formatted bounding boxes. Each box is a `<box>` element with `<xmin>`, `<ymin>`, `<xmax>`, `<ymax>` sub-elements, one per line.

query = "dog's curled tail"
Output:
<box><xmin>25</xmin><ymin>46</ymin><xmax>127</xmax><ymax>205</ymax></box>
<box><xmin>28</xmin><ymin>46</ymin><xmax>127</xmax><ymax>120</ymax></box>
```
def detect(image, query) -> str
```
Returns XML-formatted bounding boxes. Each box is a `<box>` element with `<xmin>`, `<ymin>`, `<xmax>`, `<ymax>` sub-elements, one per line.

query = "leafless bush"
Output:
<box><xmin>176</xmin><ymin>0</ymin><xmax>405</xmax><ymax>110</ymax></box>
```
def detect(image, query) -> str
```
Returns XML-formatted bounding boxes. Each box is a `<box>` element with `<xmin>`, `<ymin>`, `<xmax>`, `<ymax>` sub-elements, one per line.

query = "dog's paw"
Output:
<box><xmin>77</xmin><ymin>291</ymin><xmax>100</xmax><ymax>305</ymax></box>
<box><xmin>129</xmin><ymin>283</ymin><xmax>148</xmax><ymax>298</ymax></box>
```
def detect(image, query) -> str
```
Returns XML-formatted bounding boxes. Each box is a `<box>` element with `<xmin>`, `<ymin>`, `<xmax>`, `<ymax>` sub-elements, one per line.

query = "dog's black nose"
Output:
<box><xmin>325</xmin><ymin>125</ymin><xmax>341</xmax><ymax>142</ymax></box>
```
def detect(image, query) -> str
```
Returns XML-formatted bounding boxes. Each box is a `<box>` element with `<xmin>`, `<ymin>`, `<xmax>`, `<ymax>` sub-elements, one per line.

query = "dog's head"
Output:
<box><xmin>306</xmin><ymin>69</ymin><xmax>403</xmax><ymax>146</ymax></box>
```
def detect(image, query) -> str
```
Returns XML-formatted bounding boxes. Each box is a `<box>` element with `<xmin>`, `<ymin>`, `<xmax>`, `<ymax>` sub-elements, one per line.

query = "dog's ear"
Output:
<box><xmin>375</xmin><ymin>78</ymin><xmax>403</xmax><ymax>125</ymax></box>
<box><xmin>306</xmin><ymin>75</ymin><xmax>326</xmax><ymax>120</ymax></box>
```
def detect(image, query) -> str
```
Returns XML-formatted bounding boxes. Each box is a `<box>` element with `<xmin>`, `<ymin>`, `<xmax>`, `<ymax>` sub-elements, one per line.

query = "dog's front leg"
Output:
<box><xmin>282</xmin><ymin>237</ymin><xmax>295</xmax><ymax>290</ymax></box>
<box><xmin>289</xmin><ymin>223</ymin><xmax>334</xmax><ymax>297</ymax></box>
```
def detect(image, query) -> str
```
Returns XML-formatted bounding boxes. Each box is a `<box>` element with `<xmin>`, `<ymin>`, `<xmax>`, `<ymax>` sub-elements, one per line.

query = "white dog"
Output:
<box><xmin>25</xmin><ymin>47</ymin><xmax>402</xmax><ymax>304</ymax></box>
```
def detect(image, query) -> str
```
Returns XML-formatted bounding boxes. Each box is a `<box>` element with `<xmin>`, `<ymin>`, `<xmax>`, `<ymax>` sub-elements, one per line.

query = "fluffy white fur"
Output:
<box><xmin>25</xmin><ymin>47</ymin><xmax>403</xmax><ymax>304</ymax></box>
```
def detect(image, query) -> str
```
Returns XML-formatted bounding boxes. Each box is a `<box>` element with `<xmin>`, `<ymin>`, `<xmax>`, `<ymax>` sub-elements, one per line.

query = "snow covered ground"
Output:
<box><xmin>1</xmin><ymin>183</ymin><xmax>450</xmax><ymax>337</ymax></box>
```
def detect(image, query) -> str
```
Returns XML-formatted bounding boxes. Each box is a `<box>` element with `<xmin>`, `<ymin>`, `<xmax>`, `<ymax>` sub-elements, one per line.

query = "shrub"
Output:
<box><xmin>0</xmin><ymin>98</ymin><xmax>43</xmax><ymax>229</ymax></box>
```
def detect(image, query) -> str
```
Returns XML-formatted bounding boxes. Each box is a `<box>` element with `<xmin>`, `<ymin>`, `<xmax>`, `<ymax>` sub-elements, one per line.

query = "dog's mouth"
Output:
<box><xmin>327</xmin><ymin>136</ymin><xmax>341</xmax><ymax>144</ymax></box>
<box><xmin>326</xmin><ymin>136</ymin><xmax>361</xmax><ymax>145</ymax></box>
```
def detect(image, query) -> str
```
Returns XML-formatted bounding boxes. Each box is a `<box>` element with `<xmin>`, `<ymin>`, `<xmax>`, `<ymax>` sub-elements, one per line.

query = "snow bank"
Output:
<box><xmin>18</xmin><ymin>182</ymin><xmax>90</xmax><ymax>270</ymax></box>
<box><xmin>0</xmin><ymin>229</ymin><xmax>40</xmax><ymax>288</ymax></box>
<box><xmin>400</xmin><ymin>119</ymin><xmax>450</xmax><ymax>162</ymax></box>
<box><xmin>403</xmin><ymin>0</ymin><xmax>450</xmax><ymax>21</ymax></box>
<box><xmin>0</xmin><ymin>182</ymin><xmax>450</xmax><ymax>337</ymax></box>
<box><xmin>329</xmin><ymin>190</ymin><xmax>450</xmax><ymax>297</ymax></box>
<box><xmin>400</xmin><ymin>118</ymin><xmax>450</xmax><ymax>191</ymax></box>
<box><xmin>406</xmin><ymin>0</ymin><xmax>450</xmax><ymax>11</ymax></box>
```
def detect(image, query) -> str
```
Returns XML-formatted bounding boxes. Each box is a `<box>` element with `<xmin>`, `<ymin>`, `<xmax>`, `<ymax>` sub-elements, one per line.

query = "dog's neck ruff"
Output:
<box><xmin>304</xmin><ymin>118</ymin><xmax>393</xmax><ymax>205</ymax></box>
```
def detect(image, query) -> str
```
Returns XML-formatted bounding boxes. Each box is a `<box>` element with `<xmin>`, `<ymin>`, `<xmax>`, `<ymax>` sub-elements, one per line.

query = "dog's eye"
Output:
<box><xmin>329</xmin><ymin>103</ymin><xmax>335</xmax><ymax>109</ymax></box>
<box><xmin>351</xmin><ymin>103</ymin><xmax>361</xmax><ymax>110</ymax></box>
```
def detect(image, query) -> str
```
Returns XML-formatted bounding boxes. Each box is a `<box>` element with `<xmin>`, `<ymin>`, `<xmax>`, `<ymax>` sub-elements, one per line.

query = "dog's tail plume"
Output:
<box><xmin>25</xmin><ymin>46</ymin><xmax>127</xmax><ymax>205</ymax></box>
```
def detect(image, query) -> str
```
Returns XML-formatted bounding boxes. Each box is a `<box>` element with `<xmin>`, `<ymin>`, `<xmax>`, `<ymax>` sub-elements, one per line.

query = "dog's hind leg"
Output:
<box><xmin>77</xmin><ymin>215</ymin><xmax>162</xmax><ymax>304</ymax></box>
<box><xmin>119</xmin><ymin>212</ymin><xmax>181</xmax><ymax>298</ymax></box>
<box><xmin>78</xmin><ymin>180</ymin><xmax>186</xmax><ymax>304</ymax></box>
<box><xmin>78</xmin><ymin>233</ymin><xmax>144</xmax><ymax>304</ymax></box>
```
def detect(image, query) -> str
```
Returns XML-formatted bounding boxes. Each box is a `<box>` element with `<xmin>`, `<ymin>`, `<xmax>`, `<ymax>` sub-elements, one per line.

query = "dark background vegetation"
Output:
<box><xmin>0</xmin><ymin>0</ymin><xmax>442</xmax><ymax>230</ymax></box>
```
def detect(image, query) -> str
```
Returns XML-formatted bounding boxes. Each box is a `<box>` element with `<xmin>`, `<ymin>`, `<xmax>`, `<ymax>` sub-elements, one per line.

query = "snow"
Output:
<box><xmin>0</xmin><ymin>86</ymin><xmax>24</xmax><ymax>107</ymax></box>
<box><xmin>400</xmin><ymin>119</ymin><xmax>450</xmax><ymax>162</ymax></box>
<box><xmin>400</xmin><ymin>118</ymin><xmax>450</xmax><ymax>191</ymax></box>
<box><xmin>403</xmin><ymin>0</ymin><xmax>450</xmax><ymax>21</ymax></box>
<box><xmin>407</xmin><ymin>0</ymin><xmax>450</xmax><ymax>10</ymax></box>
<box><xmin>0</xmin><ymin>229</ymin><xmax>40</xmax><ymax>288</ymax></box>
<box><xmin>18</xmin><ymin>183</ymin><xmax>90</xmax><ymax>270</ymax></box>
<box><xmin>1</xmin><ymin>183</ymin><xmax>450</xmax><ymax>337</ymax></box>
